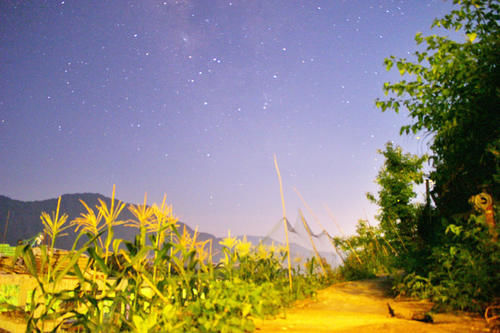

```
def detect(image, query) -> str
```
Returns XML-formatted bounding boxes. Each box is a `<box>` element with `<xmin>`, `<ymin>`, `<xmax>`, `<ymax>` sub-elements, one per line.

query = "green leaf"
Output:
<box><xmin>384</xmin><ymin>58</ymin><xmax>394</xmax><ymax>71</ymax></box>
<box><xmin>415</xmin><ymin>32</ymin><xmax>423</xmax><ymax>44</ymax></box>
<box><xmin>466</xmin><ymin>32</ymin><xmax>477</xmax><ymax>42</ymax></box>
<box><xmin>87</xmin><ymin>247</ymin><xmax>108</xmax><ymax>274</ymax></box>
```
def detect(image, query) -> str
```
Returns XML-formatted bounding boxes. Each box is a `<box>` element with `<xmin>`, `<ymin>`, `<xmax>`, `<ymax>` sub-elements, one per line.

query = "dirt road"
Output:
<box><xmin>255</xmin><ymin>279</ymin><xmax>488</xmax><ymax>332</ymax></box>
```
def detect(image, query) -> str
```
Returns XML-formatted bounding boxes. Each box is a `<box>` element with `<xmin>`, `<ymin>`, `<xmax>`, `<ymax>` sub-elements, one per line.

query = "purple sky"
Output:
<box><xmin>1</xmin><ymin>0</ymin><xmax>455</xmax><ymax>237</ymax></box>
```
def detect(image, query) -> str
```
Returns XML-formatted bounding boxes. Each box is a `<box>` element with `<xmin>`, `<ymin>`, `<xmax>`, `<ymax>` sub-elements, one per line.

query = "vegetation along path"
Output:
<box><xmin>255</xmin><ymin>278</ymin><xmax>487</xmax><ymax>333</ymax></box>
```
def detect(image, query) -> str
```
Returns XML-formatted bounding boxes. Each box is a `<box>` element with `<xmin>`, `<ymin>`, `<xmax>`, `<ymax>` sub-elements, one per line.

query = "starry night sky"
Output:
<box><xmin>1</xmin><ymin>0</ymin><xmax>455</xmax><ymax>237</ymax></box>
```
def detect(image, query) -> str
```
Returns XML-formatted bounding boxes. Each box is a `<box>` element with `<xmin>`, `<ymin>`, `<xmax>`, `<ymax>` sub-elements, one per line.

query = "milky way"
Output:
<box><xmin>0</xmin><ymin>0</ymin><xmax>455</xmax><ymax>237</ymax></box>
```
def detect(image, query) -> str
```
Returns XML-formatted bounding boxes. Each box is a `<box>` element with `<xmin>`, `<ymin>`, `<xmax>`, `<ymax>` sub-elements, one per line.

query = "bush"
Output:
<box><xmin>393</xmin><ymin>211</ymin><xmax>500</xmax><ymax>312</ymax></box>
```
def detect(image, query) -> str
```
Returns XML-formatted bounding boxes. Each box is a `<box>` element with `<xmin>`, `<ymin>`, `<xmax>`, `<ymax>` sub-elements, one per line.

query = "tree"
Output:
<box><xmin>367</xmin><ymin>143</ymin><xmax>427</xmax><ymax>254</ymax></box>
<box><xmin>375</xmin><ymin>0</ymin><xmax>500</xmax><ymax>217</ymax></box>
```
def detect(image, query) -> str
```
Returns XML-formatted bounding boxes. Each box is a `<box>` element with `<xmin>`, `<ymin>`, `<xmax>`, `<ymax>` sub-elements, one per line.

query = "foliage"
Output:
<box><xmin>0</xmin><ymin>243</ymin><xmax>16</xmax><ymax>257</ymax></box>
<box><xmin>333</xmin><ymin>219</ymin><xmax>395</xmax><ymax>280</ymax></box>
<box><xmin>366</xmin><ymin>142</ymin><xmax>427</xmax><ymax>259</ymax></box>
<box><xmin>0</xmin><ymin>284</ymin><xmax>19</xmax><ymax>312</ymax></box>
<box><xmin>336</xmin><ymin>254</ymin><xmax>376</xmax><ymax>281</ymax></box>
<box><xmin>40</xmin><ymin>196</ymin><xmax>70</xmax><ymax>251</ymax></box>
<box><xmin>361</xmin><ymin>141</ymin><xmax>499</xmax><ymax>311</ymax></box>
<box><xmin>394</xmin><ymin>210</ymin><xmax>500</xmax><ymax>312</ymax></box>
<box><xmin>375</xmin><ymin>0</ymin><xmax>500</xmax><ymax>215</ymax></box>
<box><xmin>8</xmin><ymin>187</ymin><xmax>336</xmax><ymax>332</ymax></box>
<box><xmin>369</xmin><ymin>0</ymin><xmax>500</xmax><ymax>313</ymax></box>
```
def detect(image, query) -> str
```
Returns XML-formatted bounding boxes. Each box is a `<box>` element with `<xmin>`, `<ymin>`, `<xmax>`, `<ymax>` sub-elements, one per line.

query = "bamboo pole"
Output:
<box><xmin>298</xmin><ymin>209</ymin><xmax>326</xmax><ymax>276</ymax></box>
<box><xmin>324</xmin><ymin>204</ymin><xmax>363</xmax><ymax>265</ymax></box>
<box><xmin>273</xmin><ymin>154</ymin><xmax>293</xmax><ymax>291</ymax></box>
<box><xmin>294</xmin><ymin>188</ymin><xmax>346</xmax><ymax>264</ymax></box>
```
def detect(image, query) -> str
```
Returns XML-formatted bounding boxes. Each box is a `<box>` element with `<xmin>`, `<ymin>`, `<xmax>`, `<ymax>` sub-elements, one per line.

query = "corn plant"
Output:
<box><xmin>11</xmin><ymin>187</ymin><xmax>338</xmax><ymax>332</ymax></box>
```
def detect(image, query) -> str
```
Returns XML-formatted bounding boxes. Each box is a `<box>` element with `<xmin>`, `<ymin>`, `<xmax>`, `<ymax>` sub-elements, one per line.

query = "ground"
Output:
<box><xmin>255</xmin><ymin>279</ymin><xmax>488</xmax><ymax>332</ymax></box>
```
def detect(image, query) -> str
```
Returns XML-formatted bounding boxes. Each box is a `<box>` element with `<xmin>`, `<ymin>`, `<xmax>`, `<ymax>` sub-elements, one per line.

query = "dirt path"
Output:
<box><xmin>255</xmin><ymin>279</ymin><xmax>488</xmax><ymax>332</ymax></box>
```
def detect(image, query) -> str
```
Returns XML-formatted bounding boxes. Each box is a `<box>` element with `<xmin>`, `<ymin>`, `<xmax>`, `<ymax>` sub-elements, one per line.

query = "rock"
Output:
<box><xmin>411</xmin><ymin>312</ymin><xmax>433</xmax><ymax>323</ymax></box>
<box><xmin>387</xmin><ymin>302</ymin><xmax>433</xmax><ymax>323</ymax></box>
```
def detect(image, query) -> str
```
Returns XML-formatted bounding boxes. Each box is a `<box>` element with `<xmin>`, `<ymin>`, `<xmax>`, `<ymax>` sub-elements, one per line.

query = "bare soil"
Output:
<box><xmin>255</xmin><ymin>278</ymin><xmax>488</xmax><ymax>333</ymax></box>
